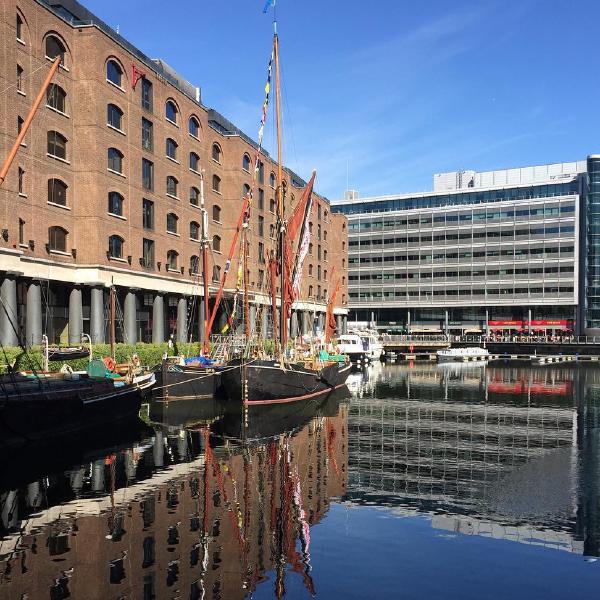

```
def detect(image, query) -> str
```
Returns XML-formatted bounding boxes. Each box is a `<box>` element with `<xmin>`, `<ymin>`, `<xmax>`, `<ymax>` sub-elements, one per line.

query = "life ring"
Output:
<box><xmin>132</xmin><ymin>353</ymin><xmax>141</xmax><ymax>368</ymax></box>
<box><xmin>103</xmin><ymin>357</ymin><xmax>116</xmax><ymax>372</ymax></box>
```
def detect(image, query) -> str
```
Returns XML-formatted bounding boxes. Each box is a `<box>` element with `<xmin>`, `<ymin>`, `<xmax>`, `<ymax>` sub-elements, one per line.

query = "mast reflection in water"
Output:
<box><xmin>2</xmin><ymin>364</ymin><xmax>600</xmax><ymax>599</ymax></box>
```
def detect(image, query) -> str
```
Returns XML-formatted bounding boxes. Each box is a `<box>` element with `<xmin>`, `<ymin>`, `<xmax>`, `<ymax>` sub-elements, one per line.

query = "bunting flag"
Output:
<box><xmin>257</xmin><ymin>50</ymin><xmax>274</xmax><ymax>149</ymax></box>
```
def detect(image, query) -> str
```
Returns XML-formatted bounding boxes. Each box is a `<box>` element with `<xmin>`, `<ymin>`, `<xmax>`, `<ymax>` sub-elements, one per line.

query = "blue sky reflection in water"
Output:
<box><xmin>2</xmin><ymin>363</ymin><xmax>600</xmax><ymax>598</ymax></box>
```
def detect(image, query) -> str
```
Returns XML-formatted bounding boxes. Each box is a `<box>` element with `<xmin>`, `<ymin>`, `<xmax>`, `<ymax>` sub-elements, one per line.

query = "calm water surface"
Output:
<box><xmin>2</xmin><ymin>363</ymin><xmax>600</xmax><ymax>599</ymax></box>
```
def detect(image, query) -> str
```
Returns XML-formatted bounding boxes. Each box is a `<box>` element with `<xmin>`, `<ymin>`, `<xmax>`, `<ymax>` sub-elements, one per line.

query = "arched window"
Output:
<box><xmin>167</xmin><ymin>250</ymin><xmax>179</xmax><ymax>270</ymax></box>
<box><xmin>108</xmin><ymin>147</ymin><xmax>123</xmax><ymax>173</ymax></box>
<box><xmin>318</xmin><ymin>265</ymin><xmax>321</xmax><ymax>280</ymax></box>
<box><xmin>190</xmin><ymin>186</ymin><xmax>200</xmax><ymax>206</ymax></box>
<box><xmin>269</xmin><ymin>172</ymin><xmax>276</xmax><ymax>188</ymax></box>
<box><xmin>47</xmin><ymin>84</ymin><xmax>66</xmax><ymax>113</ymax></box>
<box><xmin>48</xmin><ymin>226</ymin><xmax>67</xmax><ymax>252</ymax></box>
<box><xmin>213</xmin><ymin>235</ymin><xmax>221</xmax><ymax>252</ymax></box>
<box><xmin>308</xmin><ymin>285</ymin><xmax>313</xmax><ymax>298</ymax></box>
<box><xmin>242</xmin><ymin>153</ymin><xmax>251</xmax><ymax>171</ymax></box>
<box><xmin>45</xmin><ymin>35</ymin><xmax>66</xmax><ymax>64</ymax></box>
<box><xmin>324</xmin><ymin>249</ymin><xmax>328</xmax><ymax>261</ymax></box>
<box><xmin>212</xmin><ymin>175</ymin><xmax>221</xmax><ymax>193</ymax></box>
<box><xmin>48</xmin><ymin>178</ymin><xmax>67</xmax><ymax>206</ymax></box>
<box><xmin>309</xmin><ymin>242</ymin><xmax>313</xmax><ymax>254</ymax></box>
<box><xmin>107</xmin><ymin>103</ymin><xmax>123</xmax><ymax>130</ymax></box>
<box><xmin>309</xmin><ymin>222</ymin><xmax>313</xmax><ymax>233</ymax></box>
<box><xmin>108</xmin><ymin>235</ymin><xmax>124</xmax><ymax>258</ymax></box>
<box><xmin>324</xmin><ymin>270</ymin><xmax>327</xmax><ymax>281</ymax></box>
<box><xmin>166</xmin><ymin>212</ymin><xmax>178</xmax><ymax>234</ymax></box>
<box><xmin>309</xmin><ymin>264</ymin><xmax>313</xmax><ymax>276</ymax></box>
<box><xmin>190</xmin><ymin>221</ymin><xmax>200</xmax><ymax>240</ymax></box>
<box><xmin>324</xmin><ymin>230</ymin><xmax>328</xmax><ymax>241</ymax></box>
<box><xmin>16</xmin><ymin>12</ymin><xmax>24</xmax><ymax>42</ymax></box>
<box><xmin>190</xmin><ymin>255</ymin><xmax>200</xmax><ymax>275</ymax></box>
<box><xmin>47</xmin><ymin>130</ymin><xmax>67</xmax><ymax>159</ymax></box>
<box><xmin>211</xmin><ymin>143</ymin><xmax>221</xmax><ymax>163</ymax></box>
<box><xmin>189</xmin><ymin>116</ymin><xmax>200</xmax><ymax>138</ymax></box>
<box><xmin>269</xmin><ymin>198</ymin><xmax>276</xmax><ymax>213</ymax></box>
<box><xmin>243</xmin><ymin>183</ymin><xmax>251</xmax><ymax>197</ymax></box>
<box><xmin>108</xmin><ymin>191</ymin><xmax>123</xmax><ymax>216</ymax></box>
<box><xmin>212</xmin><ymin>205</ymin><xmax>221</xmax><ymax>222</ymax></box>
<box><xmin>212</xmin><ymin>265</ymin><xmax>221</xmax><ymax>282</ymax></box>
<box><xmin>165</xmin><ymin>99</ymin><xmax>178</xmax><ymax>124</ymax></box>
<box><xmin>166</xmin><ymin>176</ymin><xmax>178</xmax><ymax>197</ymax></box>
<box><xmin>189</xmin><ymin>152</ymin><xmax>200</xmax><ymax>172</ymax></box>
<box><xmin>166</xmin><ymin>138</ymin><xmax>178</xmax><ymax>160</ymax></box>
<box><xmin>106</xmin><ymin>59</ymin><xmax>123</xmax><ymax>87</ymax></box>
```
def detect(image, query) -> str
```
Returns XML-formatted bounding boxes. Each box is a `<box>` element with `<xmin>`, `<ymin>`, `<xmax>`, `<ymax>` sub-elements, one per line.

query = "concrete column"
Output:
<box><xmin>407</xmin><ymin>309</ymin><xmax>411</xmax><ymax>334</ymax></box>
<box><xmin>177</xmin><ymin>297</ymin><xmax>188</xmax><ymax>342</ymax></box>
<box><xmin>1</xmin><ymin>491</ymin><xmax>18</xmax><ymax>529</ymax></box>
<box><xmin>342</xmin><ymin>315</ymin><xmax>348</xmax><ymax>334</ymax></box>
<box><xmin>69</xmin><ymin>467</ymin><xmax>85</xmax><ymax>496</ymax></box>
<box><xmin>91</xmin><ymin>459</ymin><xmax>105</xmax><ymax>492</ymax></box>
<box><xmin>336</xmin><ymin>315</ymin><xmax>342</xmax><ymax>334</ymax></box>
<box><xmin>153</xmin><ymin>430</ymin><xmax>164</xmax><ymax>468</ymax></box>
<box><xmin>152</xmin><ymin>294</ymin><xmax>165</xmax><ymax>344</ymax></box>
<box><xmin>68</xmin><ymin>286</ymin><xmax>83</xmax><ymax>345</ymax></box>
<box><xmin>0</xmin><ymin>275</ymin><xmax>18</xmax><ymax>347</ymax></box>
<box><xmin>249</xmin><ymin>305</ymin><xmax>257</xmax><ymax>335</ymax></box>
<box><xmin>177</xmin><ymin>431</ymin><xmax>187</xmax><ymax>460</ymax></box>
<box><xmin>124</xmin><ymin>291</ymin><xmax>137</xmax><ymax>344</ymax></box>
<box><xmin>90</xmin><ymin>286</ymin><xmax>105</xmax><ymax>344</ymax></box>
<box><xmin>301</xmin><ymin>310</ymin><xmax>309</xmax><ymax>336</ymax></box>
<box><xmin>25</xmin><ymin>280</ymin><xmax>43</xmax><ymax>346</ymax></box>
<box><xmin>261</xmin><ymin>309</ymin><xmax>268</xmax><ymax>338</ymax></box>
<box><xmin>290</xmin><ymin>310</ymin><xmax>298</xmax><ymax>339</ymax></box>
<box><xmin>27</xmin><ymin>482</ymin><xmax>42</xmax><ymax>509</ymax></box>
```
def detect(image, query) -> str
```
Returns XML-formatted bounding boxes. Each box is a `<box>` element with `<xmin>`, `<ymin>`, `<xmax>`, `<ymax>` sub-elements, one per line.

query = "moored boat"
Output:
<box><xmin>436</xmin><ymin>347</ymin><xmax>490</xmax><ymax>363</ymax></box>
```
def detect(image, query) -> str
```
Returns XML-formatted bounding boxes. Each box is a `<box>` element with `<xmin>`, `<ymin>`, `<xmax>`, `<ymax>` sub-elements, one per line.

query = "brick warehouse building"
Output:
<box><xmin>0</xmin><ymin>0</ymin><xmax>348</xmax><ymax>347</ymax></box>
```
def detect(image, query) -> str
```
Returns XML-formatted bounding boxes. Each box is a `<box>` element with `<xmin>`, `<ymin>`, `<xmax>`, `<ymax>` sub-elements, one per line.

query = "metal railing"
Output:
<box><xmin>381</xmin><ymin>334</ymin><xmax>600</xmax><ymax>345</ymax></box>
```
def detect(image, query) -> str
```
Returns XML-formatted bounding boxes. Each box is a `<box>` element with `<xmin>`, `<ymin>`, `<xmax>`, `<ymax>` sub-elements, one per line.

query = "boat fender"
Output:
<box><xmin>132</xmin><ymin>353</ymin><xmax>141</xmax><ymax>368</ymax></box>
<box><xmin>103</xmin><ymin>357</ymin><xmax>116</xmax><ymax>372</ymax></box>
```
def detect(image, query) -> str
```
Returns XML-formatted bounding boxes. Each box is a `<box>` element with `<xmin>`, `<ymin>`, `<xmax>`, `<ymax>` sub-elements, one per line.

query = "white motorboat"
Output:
<box><xmin>336</xmin><ymin>331</ymin><xmax>383</xmax><ymax>363</ymax></box>
<box><xmin>436</xmin><ymin>347</ymin><xmax>489</xmax><ymax>363</ymax></box>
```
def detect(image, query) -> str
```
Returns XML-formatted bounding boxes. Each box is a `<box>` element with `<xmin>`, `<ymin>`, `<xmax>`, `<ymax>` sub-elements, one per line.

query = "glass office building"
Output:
<box><xmin>332</xmin><ymin>157</ymin><xmax>600</xmax><ymax>335</ymax></box>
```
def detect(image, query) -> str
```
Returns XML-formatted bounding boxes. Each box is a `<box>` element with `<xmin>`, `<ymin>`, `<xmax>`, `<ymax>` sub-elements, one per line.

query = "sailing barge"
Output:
<box><xmin>220</xmin><ymin>18</ymin><xmax>350</xmax><ymax>407</ymax></box>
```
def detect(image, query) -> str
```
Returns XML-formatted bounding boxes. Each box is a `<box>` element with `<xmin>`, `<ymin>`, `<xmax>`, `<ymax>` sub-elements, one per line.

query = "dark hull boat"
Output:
<box><xmin>153</xmin><ymin>361</ymin><xmax>221</xmax><ymax>400</ymax></box>
<box><xmin>220</xmin><ymin>359</ymin><xmax>351</xmax><ymax>405</ymax></box>
<box><xmin>47</xmin><ymin>346</ymin><xmax>90</xmax><ymax>361</ymax></box>
<box><xmin>0</xmin><ymin>374</ymin><xmax>152</xmax><ymax>446</ymax></box>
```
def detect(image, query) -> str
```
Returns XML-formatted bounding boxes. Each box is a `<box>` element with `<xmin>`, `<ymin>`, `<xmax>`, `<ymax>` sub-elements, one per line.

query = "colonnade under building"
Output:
<box><xmin>0</xmin><ymin>274</ymin><xmax>348</xmax><ymax>347</ymax></box>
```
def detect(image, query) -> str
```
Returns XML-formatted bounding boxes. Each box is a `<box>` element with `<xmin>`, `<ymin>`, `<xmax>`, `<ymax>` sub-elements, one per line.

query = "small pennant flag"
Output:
<box><xmin>263</xmin><ymin>0</ymin><xmax>275</xmax><ymax>13</ymax></box>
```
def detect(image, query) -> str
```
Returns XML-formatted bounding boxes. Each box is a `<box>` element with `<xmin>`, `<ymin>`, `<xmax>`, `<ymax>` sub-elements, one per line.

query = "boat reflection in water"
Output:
<box><xmin>347</xmin><ymin>363</ymin><xmax>600</xmax><ymax>558</ymax></box>
<box><xmin>0</xmin><ymin>392</ymin><xmax>348</xmax><ymax>600</ymax></box>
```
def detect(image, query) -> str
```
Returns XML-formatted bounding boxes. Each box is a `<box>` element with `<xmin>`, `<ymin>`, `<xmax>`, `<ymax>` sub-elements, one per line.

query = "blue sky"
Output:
<box><xmin>84</xmin><ymin>0</ymin><xmax>600</xmax><ymax>200</ymax></box>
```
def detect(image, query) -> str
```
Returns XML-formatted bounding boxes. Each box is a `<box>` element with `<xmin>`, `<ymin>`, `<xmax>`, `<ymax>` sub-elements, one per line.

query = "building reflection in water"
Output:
<box><xmin>347</xmin><ymin>363</ymin><xmax>600</xmax><ymax>558</ymax></box>
<box><xmin>0</xmin><ymin>405</ymin><xmax>348</xmax><ymax>600</ymax></box>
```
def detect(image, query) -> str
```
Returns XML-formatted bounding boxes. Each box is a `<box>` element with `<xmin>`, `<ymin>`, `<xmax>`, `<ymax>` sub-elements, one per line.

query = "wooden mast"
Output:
<box><xmin>109</xmin><ymin>285</ymin><xmax>116</xmax><ymax>361</ymax></box>
<box><xmin>274</xmin><ymin>31</ymin><xmax>287</xmax><ymax>352</ymax></box>
<box><xmin>0</xmin><ymin>57</ymin><xmax>61</xmax><ymax>186</ymax></box>
<box><xmin>200</xmin><ymin>172</ymin><xmax>211</xmax><ymax>354</ymax></box>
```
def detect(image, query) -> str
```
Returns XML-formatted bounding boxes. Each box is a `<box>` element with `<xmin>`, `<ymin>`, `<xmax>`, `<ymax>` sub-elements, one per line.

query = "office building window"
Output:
<box><xmin>18</xmin><ymin>167</ymin><xmax>25</xmax><ymax>195</ymax></box>
<box><xmin>189</xmin><ymin>152</ymin><xmax>200</xmax><ymax>172</ymax></box>
<box><xmin>190</xmin><ymin>255</ymin><xmax>199</xmax><ymax>275</ymax></box>
<box><xmin>242</xmin><ymin>153</ymin><xmax>251</xmax><ymax>171</ymax></box>
<box><xmin>19</xmin><ymin>218</ymin><xmax>25</xmax><ymax>245</ymax></box>
<box><xmin>190</xmin><ymin>221</ymin><xmax>200</xmax><ymax>240</ymax></box>
<box><xmin>269</xmin><ymin>172</ymin><xmax>276</xmax><ymax>188</ymax></box>
<box><xmin>47</xmin><ymin>83</ymin><xmax>67</xmax><ymax>113</ymax></box>
<box><xmin>212</xmin><ymin>143</ymin><xmax>222</xmax><ymax>163</ymax></box>
<box><xmin>45</xmin><ymin>35</ymin><xmax>66</xmax><ymax>64</ymax></box>
<box><xmin>16</xmin><ymin>13</ymin><xmax>23</xmax><ymax>41</ymax></box>
<box><xmin>212</xmin><ymin>175</ymin><xmax>221</xmax><ymax>193</ymax></box>
<box><xmin>212</xmin><ymin>205</ymin><xmax>221</xmax><ymax>222</ymax></box>
<box><xmin>190</xmin><ymin>187</ymin><xmax>199</xmax><ymax>206</ymax></box>
<box><xmin>212</xmin><ymin>265</ymin><xmax>221</xmax><ymax>282</ymax></box>
<box><xmin>213</xmin><ymin>235</ymin><xmax>221</xmax><ymax>252</ymax></box>
<box><xmin>17</xmin><ymin>65</ymin><xmax>23</xmax><ymax>93</ymax></box>
<box><xmin>258</xmin><ymin>215</ymin><xmax>264</xmax><ymax>237</ymax></box>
